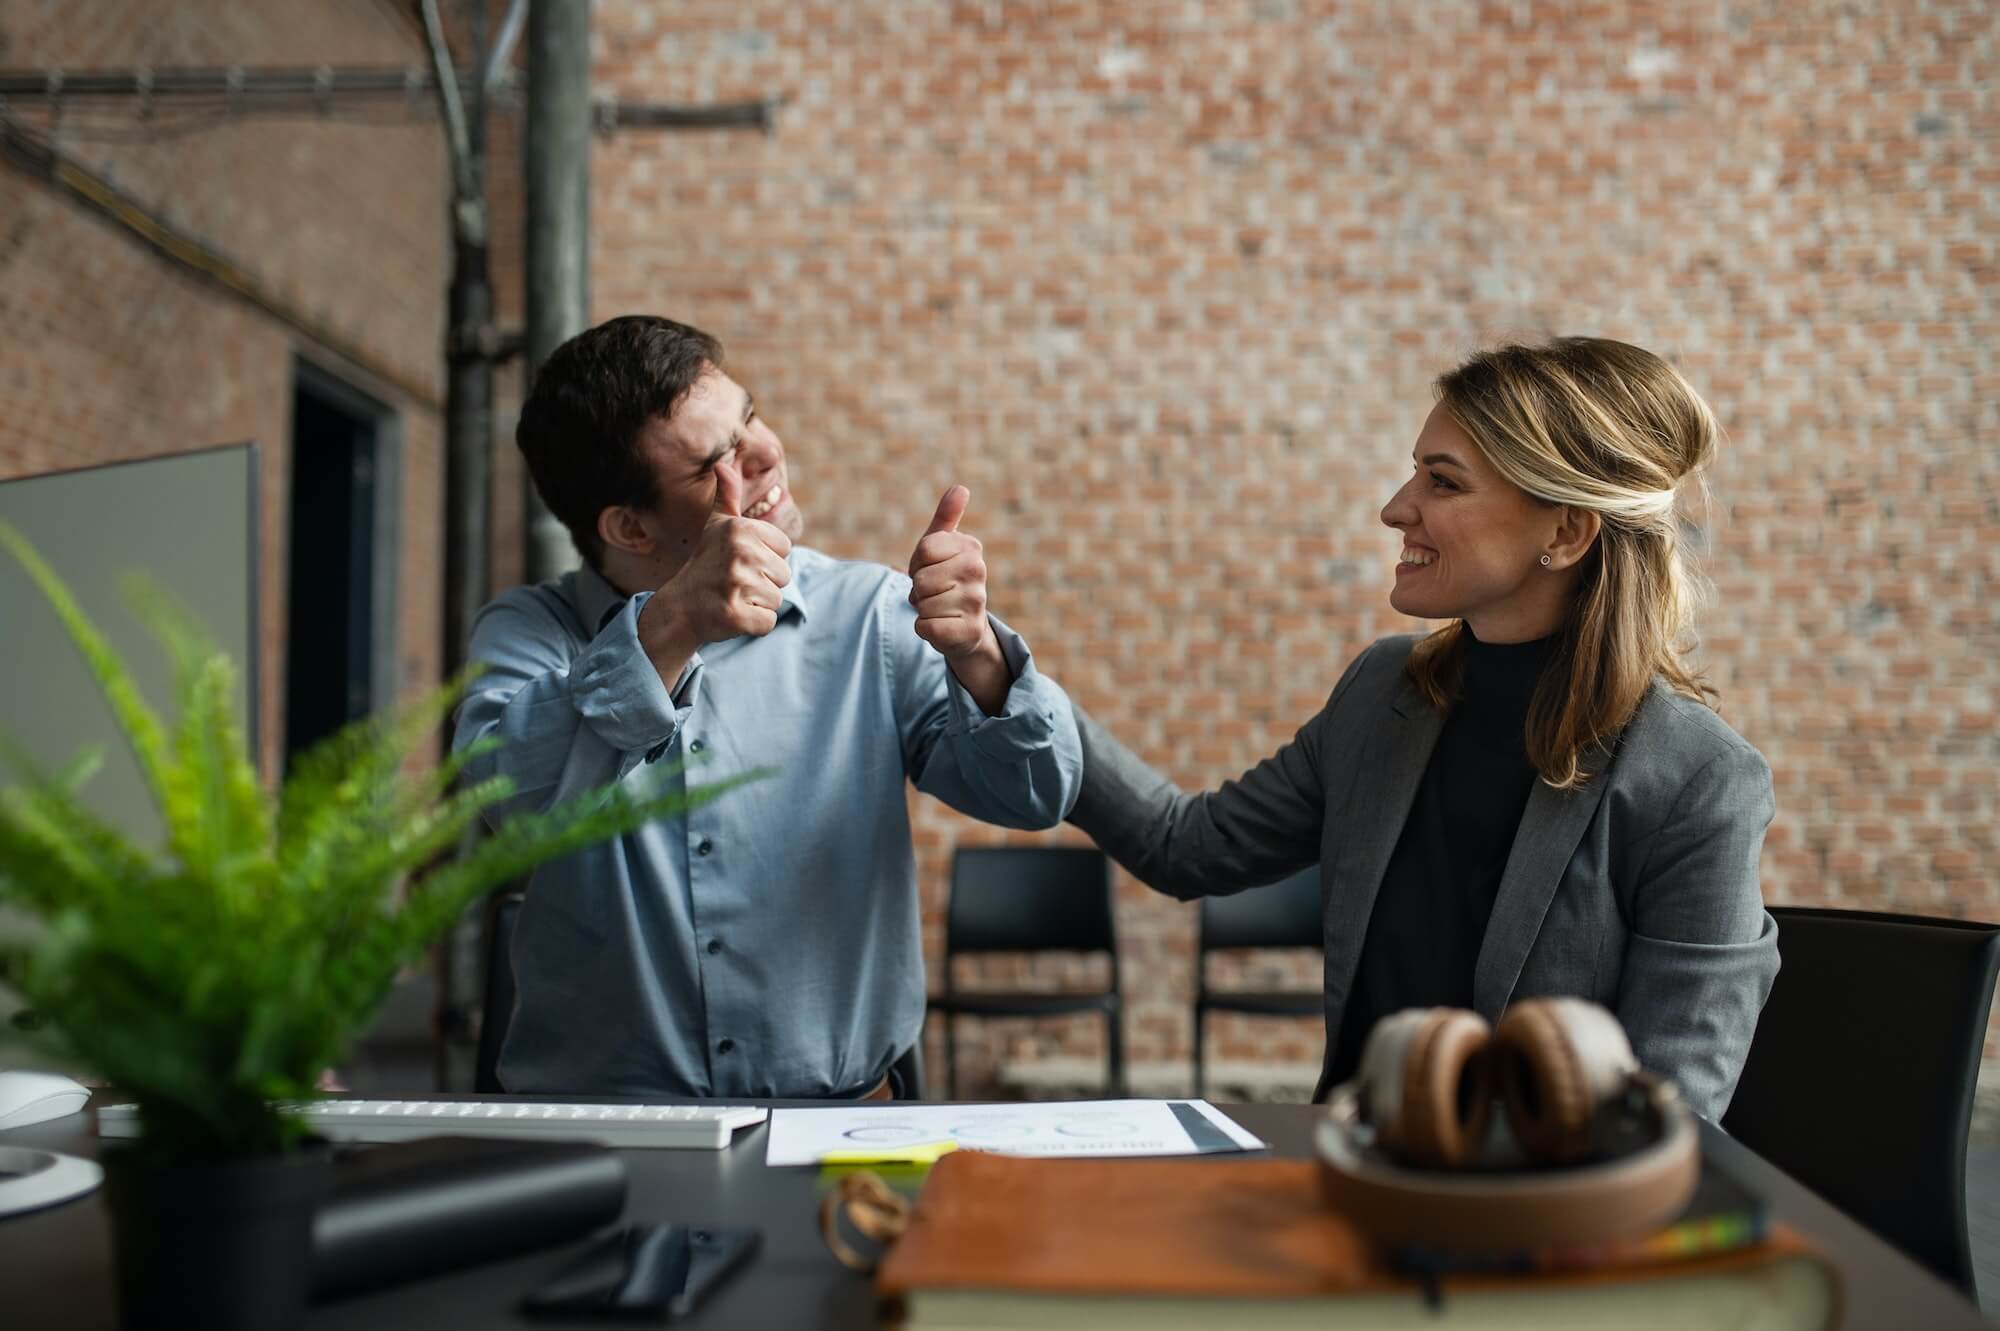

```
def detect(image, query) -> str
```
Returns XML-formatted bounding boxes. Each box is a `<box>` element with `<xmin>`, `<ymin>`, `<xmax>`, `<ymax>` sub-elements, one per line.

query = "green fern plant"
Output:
<box><xmin>0</xmin><ymin>523</ymin><xmax>759</xmax><ymax>1158</ymax></box>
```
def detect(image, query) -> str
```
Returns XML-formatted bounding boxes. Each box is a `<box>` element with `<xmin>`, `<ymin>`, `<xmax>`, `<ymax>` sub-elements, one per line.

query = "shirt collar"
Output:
<box><xmin>575</xmin><ymin>554</ymin><xmax>810</xmax><ymax>635</ymax></box>
<box><xmin>576</xmin><ymin>562</ymin><xmax>629</xmax><ymax>635</ymax></box>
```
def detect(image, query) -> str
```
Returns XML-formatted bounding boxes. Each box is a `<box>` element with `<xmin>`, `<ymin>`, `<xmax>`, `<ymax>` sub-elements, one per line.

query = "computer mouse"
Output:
<box><xmin>0</xmin><ymin>1070</ymin><xmax>92</xmax><ymax>1131</ymax></box>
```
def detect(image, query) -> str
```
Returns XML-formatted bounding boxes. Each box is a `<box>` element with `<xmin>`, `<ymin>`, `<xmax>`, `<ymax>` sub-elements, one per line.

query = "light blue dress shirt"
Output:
<box><xmin>452</xmin><ymin>547</ymin><xmax>1081</xmax><ymax>1097</ymax></box>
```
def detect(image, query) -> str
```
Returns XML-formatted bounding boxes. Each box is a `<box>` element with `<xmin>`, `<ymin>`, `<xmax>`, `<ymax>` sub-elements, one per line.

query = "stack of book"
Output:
<box><xmin>874</xmin><ymin>1152</ymin><xmax>1838</xmax><ymax>1329</ymax></box>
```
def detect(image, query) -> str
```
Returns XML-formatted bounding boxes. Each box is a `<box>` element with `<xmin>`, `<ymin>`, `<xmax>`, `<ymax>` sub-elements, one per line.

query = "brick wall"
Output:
<box><xmin>4</xmin><ymin>0</ymin><xmax>1989</xmax><ymax>1096</ymax></box>
<box><xmin>0</xmin><ymin>0</ymin><xmax>461</xmax><ymax>772</ymax></box>
<box><xmin>589</xmin><ymin>0</ymin><xmax>1999</xmax><ymax>1092</ymax></box>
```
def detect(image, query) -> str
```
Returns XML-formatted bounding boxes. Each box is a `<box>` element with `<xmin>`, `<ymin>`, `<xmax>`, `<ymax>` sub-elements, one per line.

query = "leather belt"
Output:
<box><xmin>828</xmin><ymin>1069</ymin><xmax>895</xmax><ymax>1101</ymax></box>
<box><xmin>831</xmin><ymin>1049</ymin><xmax>907</xmax><ymax>1101</ymax></box>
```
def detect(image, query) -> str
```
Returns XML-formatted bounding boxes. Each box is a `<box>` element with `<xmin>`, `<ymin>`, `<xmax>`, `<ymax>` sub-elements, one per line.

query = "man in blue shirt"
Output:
<box><xmin>454</xmin><ymin>315</ymin><xmax>1081</xmax><ymax>1098</ymax></box>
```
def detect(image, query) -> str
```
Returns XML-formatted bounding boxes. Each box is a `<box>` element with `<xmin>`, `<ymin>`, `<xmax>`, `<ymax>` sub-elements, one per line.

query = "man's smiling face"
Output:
<box><xmin>631</xmin><ymin>366</ymin><xmax>804</xmax><ymax>568</ymax></box>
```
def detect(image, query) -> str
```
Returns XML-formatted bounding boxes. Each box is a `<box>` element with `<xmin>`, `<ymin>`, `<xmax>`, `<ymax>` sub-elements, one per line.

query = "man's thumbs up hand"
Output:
<box><xmin>908</xmin><ymin>485</ymin><xmax>996</xmax><ymax>662</ymax></box>
<box><xmin>644</xmin><ymin>463</ymin><xmax>793</xmax><ymax>657</ymax></box>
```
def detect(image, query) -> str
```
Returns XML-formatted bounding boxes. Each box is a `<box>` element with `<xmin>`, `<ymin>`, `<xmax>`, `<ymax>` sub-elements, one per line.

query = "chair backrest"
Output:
<box><xmin>1722</xmin><ymin>906</ymin><xmax>2000</xmax><ymax>1293</ymax></box>
<box><xmin>473</xmin><ymin>891</ymin><xmax>525</xmax><ymax>1095</ymax></box>
<box><xmin>945</xmin><ymin>846</ymin><xmax>1114</xmax><ymax>963</ymax></box>
<box><xmin>1199</xmin><ymin>865</ymin><xmax>1322</xmax><ymax>953</ymax></box>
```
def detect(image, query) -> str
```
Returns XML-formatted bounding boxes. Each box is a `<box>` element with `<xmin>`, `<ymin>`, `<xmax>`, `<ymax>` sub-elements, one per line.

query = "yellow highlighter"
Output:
<box><xmin>819</xmin><ymin>1139</ymin><xmax>959</xmax><ymax>1166</ymax></box>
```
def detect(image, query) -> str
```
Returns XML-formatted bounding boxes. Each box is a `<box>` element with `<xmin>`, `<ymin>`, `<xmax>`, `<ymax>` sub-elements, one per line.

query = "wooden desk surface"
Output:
<box><xmin>0</xmin><ymin>1098</ymin><xmax>1986</xmax><ymax>1329</ymax></box>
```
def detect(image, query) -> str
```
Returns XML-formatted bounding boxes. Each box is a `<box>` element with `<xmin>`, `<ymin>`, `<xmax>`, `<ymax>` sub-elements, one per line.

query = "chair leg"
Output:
<box><xmin>889</xmin><ymin>1041</ymin><xmax>926</xmax><ymax>1101</ymax></box>
<box><xmin>1105</xmin><ymin>1005</ymin><xmax>1125</xmax><ymax>1098</ymax></box>
<box><xmin>1192</xmin><ymin>1006</ymin><xmax>1205</xmax><ymax>1099</ymax></box>
<box><xmin>944</xmin><ymin>1011</ymin><xmax>958</xmax><ymax>1101</ymax></box>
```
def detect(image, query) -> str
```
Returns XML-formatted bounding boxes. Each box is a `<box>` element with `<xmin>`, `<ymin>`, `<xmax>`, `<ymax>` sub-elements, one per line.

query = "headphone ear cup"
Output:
<box><xmin>1357</xmin><ymin>1008</ymin><xmax>1493</xmax><ymax>1169</ymax></box>
<box><xmin>1493</xmin><ymin>998</ymin><xmax>1639</xmax><ymax>1165</ymax></box>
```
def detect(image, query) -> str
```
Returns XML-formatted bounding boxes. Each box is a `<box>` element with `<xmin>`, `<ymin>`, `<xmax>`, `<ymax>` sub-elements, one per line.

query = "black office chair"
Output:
<box><xmin>1193</xmin><ymin>866</ymin><xmax>1323</xmax><ymax>1098</ymax></box>
<box><xmin>473</xmin><ymin>891</ymin><xmax>525</xmax><ymax>1094</ymax></box>
<box><xmin>1722</xmin><ymin>906</ymin><xmax>2000</xmax><ymax>1295</ymax></box>
<box><xmin>926</xmin><ymin>847</ymin><xmax>1123</xmax><ymax>1099</ymax></box>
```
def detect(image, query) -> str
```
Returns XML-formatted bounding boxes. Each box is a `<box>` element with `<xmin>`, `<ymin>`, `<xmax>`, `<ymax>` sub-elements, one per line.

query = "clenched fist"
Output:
<box><xmin>643</xmin><ymin>465</ymin><xmax>792</xmax><ymax>661</ymax></box>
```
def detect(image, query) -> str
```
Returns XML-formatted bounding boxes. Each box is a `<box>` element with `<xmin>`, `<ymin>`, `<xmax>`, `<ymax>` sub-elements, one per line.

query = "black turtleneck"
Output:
<box><xmin>1324</xmin><ymin>630</ymin><xmax>1559</xmax><ymax>1090</ymax></box>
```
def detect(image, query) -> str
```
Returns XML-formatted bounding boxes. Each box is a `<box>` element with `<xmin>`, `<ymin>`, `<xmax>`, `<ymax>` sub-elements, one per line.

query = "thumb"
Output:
<box><xmin>710</xmin><ymin>463</ymin><xmax>743</xmax><ymax>524</ymax></box>
<box><xmin>924</xmin><ymin>485</ymin><xmax>970</xmax><ymax>537</ymax></box>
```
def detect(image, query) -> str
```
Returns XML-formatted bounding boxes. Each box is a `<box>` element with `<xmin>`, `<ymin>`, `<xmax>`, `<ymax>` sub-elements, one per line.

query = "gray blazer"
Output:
<box><xmin>1068</xmin><ymin>634</ymin><xmax>1780</xmax><ymax>1121</ymax></box>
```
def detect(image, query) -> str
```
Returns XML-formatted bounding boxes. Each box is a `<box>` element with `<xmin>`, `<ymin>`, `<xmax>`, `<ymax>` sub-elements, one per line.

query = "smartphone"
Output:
<box><xmin>521</xmin><ymin>1224</ymin><xmax>761</xmax><ymax>1320</ymax></box>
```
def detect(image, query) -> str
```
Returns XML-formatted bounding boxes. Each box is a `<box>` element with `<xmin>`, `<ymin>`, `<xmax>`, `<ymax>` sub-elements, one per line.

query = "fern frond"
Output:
<box><xmin>0</xmin><ymin>522</ymin><xmax>178</xmax><ymax>824</ymax></box>
<box><xmin>275</xmin><ymin>670</ymin><xmax>482</xmax><ymax>898</ymax></box>
<box><xmin>318</xmin><ymin>776</ymin><xmax>515</xmax><ymax>927</ymax></box>
<box><xmin>0</xmin><ymin>524</ymin><xmax>777</xmax><ymax>1158</ymax></box>
<box><xmin>402</xmin><ymin>769</ymin><xmax>768</xmax><ymax>946</ymax></box>
<box><xmin>0</xmin><ymin>738</ymin><xmax>157</xmax><ymax>893</ymax></box>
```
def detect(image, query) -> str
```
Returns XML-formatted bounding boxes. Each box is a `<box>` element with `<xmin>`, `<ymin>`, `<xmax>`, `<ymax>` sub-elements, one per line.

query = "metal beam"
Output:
<box><xmin>0</xmin><ymin>65</ymin><xmax>776</xmax><ymax>134</ymax></box>
<box><xmin>597</xmin><ymin>98</ymin><xmax>779</xmax><ymax>132</ymax></box>
<box><xmin>0</xmin><ymin>66</ymin><xmax>459</xmax><ymax>99</ymax></box>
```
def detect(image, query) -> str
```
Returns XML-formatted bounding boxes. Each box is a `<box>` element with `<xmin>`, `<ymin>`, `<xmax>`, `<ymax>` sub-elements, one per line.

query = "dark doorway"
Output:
<box><xmin>285</xmin><ymin>362</ymin><xmax>395</xmax><ymax>773</ymax></box>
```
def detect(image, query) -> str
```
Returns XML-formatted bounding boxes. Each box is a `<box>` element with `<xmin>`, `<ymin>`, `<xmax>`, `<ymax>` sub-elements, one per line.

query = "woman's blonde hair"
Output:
<box><xmin>1406</xmin><ymin>336</ymin><xmax>1719</xmax><ymax>789</ymax></box>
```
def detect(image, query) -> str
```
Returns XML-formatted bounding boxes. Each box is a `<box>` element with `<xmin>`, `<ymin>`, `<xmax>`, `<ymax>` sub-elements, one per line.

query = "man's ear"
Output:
<box><xmin>596</xmin><ymin>504</ymin><xmax>655</xmax><ymax>559</ymax></box>
<box><xmin>1545</xmin><ymin>505</ymin><xmax>1602</xmax><ymax>572</ymax></box>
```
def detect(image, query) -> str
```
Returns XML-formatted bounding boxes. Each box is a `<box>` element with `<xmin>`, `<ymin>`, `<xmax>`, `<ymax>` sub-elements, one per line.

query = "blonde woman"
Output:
<box><xmin>1069</xmin><ymin>337</ymin><xmax>1777</xmax><ymax>1121</ymax></box>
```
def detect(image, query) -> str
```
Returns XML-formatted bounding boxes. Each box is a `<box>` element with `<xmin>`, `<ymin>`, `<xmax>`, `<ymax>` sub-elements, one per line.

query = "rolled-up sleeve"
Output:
<box><xmin>454</xmin><ymin>589</ymin><xmax>697</xmax><ymax>822</ymax></box>
<box><xmin>889</xmin><ymin>589</ymin><xmax>1081</xmax><ymax>829</ymax></box>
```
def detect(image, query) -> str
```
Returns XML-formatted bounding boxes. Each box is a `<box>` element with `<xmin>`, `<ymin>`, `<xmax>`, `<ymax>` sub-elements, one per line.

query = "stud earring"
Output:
<box><xmin>1539</xmin><ymin>554</ymin><xmax>1552</xmax><ymax>567</ymax></box>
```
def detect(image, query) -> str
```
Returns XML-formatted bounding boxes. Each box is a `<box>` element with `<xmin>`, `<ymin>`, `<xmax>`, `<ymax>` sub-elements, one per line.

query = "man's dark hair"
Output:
<box><xmin>516</xmin><ymin>315</ymin><xmax>724</xmax><ymax>571</ymax></box>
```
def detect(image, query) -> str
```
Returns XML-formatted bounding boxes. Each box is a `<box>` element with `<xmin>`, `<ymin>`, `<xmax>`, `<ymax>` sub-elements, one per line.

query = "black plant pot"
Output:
<box><xmin>100</xmin><ymin>1142</ymin><xmax>332</xmax><ymax>1331</ymax></box>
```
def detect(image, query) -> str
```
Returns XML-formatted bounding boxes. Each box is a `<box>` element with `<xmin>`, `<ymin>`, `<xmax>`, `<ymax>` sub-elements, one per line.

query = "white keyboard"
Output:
<box><xmin>97</xmin><ymin>1100</ymin><xmax>769</xmax><ymax>1150</ymax></box>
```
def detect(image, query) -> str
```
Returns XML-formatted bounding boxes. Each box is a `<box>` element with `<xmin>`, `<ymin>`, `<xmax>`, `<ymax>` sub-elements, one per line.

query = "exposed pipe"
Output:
<box><xmin>521</xmin><ymin>0</ymin><xmax>593</xmax><ymax>583</ymax></box>
<box><xmin>483</xmin><ymin>0</ymin><xmax>529</xmax><ymax>94</ymax></box>
<box><xmin>420</xmin><ymin>0</ymin><xmax>480</xmax><ymax>234</ymax></box>
<box><xmin>422</xmin><ymin>0</ymin><xmax>497</xmax><ymax>1096</ymax></box>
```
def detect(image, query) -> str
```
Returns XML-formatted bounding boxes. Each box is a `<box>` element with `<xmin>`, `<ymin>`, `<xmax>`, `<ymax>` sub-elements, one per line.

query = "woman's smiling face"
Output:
<box><xmin>1378</xmin><ymin>404</ymin><xmax>1577</xmax><ymax>643</ymax></box>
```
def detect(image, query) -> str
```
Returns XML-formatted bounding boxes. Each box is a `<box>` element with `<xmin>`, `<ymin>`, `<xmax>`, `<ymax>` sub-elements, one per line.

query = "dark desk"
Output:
<box><xmin>1</xmin><ymin>1099</ymin><xmax>1987</xmax><ymax>1329</ymax></box>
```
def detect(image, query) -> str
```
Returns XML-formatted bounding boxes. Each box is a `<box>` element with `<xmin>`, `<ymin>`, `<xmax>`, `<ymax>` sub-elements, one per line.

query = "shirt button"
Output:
<box><xmin>706</xmin><ymin>938</ymin><xmax>722</xmax><ymax>955</ymax></box>
<box><xmin>717</xmin><ymin>1038</ymin><xmax>735</xmax><ymax>1055</ymax></box>
<box><xmin>697</xmin><ymin>839</ymin><xmax>714</xmax><ymax>856</ymax></box>
<box><xmin>690</xmin><ymin>738</ymin><xmax>706</xmax><ymax>753</ymax></box>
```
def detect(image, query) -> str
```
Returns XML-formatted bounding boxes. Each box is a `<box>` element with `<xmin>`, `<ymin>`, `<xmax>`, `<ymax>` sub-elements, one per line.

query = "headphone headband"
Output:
<box><xmin>1315</xmin><ymin>1071</ymin><xmax>1699</xmax><ymax>1251</ymax></box>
